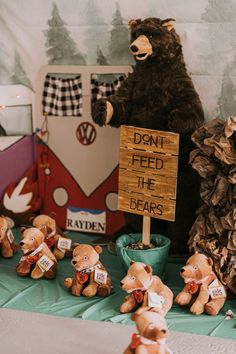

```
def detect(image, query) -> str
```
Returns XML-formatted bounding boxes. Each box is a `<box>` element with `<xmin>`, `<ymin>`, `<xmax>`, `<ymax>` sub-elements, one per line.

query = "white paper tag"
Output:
<box><xmin>6</xmin><ymin>229</ymin><xmax>14</xmax><ymax>244</ymax></box>
<box><xmin>57</xmin><ymin>237</ymin><xmax>72</xmax><ymax>250</ymax></box>
<box><xmin>37</xmin><ymin>255</ymin><xmax>54</xmax><ymax>272</ymax></box>
<box><xmin>148</xmin><ymin>292</ymin><xmax>165</xmax><ymax>308</ymax></box>
<box><xmin>208</xmin><ymin>279</ymin><xmax>226</xmax><ymax>299</ymax></box>
<box><xmin>94</xmin><ymin>268</ymin><xmax>107</xmax><ymax>285</ymax></box>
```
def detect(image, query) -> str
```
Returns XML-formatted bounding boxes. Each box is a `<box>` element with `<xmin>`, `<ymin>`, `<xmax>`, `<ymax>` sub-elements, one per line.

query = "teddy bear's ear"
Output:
<box><xmin>207</xmin><ymin>257</ymin><xmax>213</xmax><ymax>266</ymax></box>
<box><xmin>20</xmin><ymin>227</ymin><xmax>26</xmax><ymax>234</ymax></box>
<box><xmin>144</xmin><ymin>264</ymin><xmax>152</xmax><ymax>274</ymax></box>
<box><xmin>94</xmin><ymin>245</ymin><xmax>102</xmax><ymax>254</ymax></box>
<box><xmin>130</xmin><ymin>260</ymin><xmax>135</xmax><ymax>266</ymax></box>
<box><xmin>128</xmin><ymin>19</ymin><xmax>141</xmax><ymax>31</ymax></box>
<box><xmin>162</xmin><ymin>18</ymin><xmax>176</xmax><ymax>31</ymax></box>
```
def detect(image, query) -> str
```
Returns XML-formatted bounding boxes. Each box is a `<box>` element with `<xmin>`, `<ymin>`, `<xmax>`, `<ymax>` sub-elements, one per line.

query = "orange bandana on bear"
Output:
<box><xmin>130</xmin><ymin>333</ymin><xmax>141</xmax><ymax>350</ymax></box>
<box><xmin>186</xmin><ymin>281</ymin><xmax>200</xmax><ymax>294</ymax></box>
<box><xmin>75</xmin><ymin>271</ymin><xmax>89</xmax><ymax>284</ymax></box>
<box><xmin>132</xmin><ymin>289</ymin><xmax>146</xmax><ymax>303</ymax></box>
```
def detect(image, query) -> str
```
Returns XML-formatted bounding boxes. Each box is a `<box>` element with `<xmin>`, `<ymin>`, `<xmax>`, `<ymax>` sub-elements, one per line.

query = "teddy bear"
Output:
<box><xmin>92</xmin><ymin>17</ymin><xmax>205</xmax><ymax>254</ymax></box>
<box><xmin>175</xmin><ymin>252</ymin><xmax>226</xmax><ymax>315</ymax></box>
<box><xmin>124</xmin><ymin>311</ymin><xmax>172</xmax><ymax>354</ymax></box>
<box><xmin>0</xmin><ymin>215</ymin><xmax>18</xmax><ymax>258</ymax></box>
<box><xmin>120</xmin><ymin>261</ymin><xmax>173</xmax><ymax>316</ymax></box>
<box><xmin>64</xmin><ymin>243</ymin><xmax>112</xmax><ymax>297</ymax></box>
<box><xmin>16</xmin><ymin>227</ymin><xmax>57</xmax><ymax>279</ymax></box>
<box><xmin>32</xmin><ymin>214</ymin><xmax>73</xmax><ymax>260</ymax></box>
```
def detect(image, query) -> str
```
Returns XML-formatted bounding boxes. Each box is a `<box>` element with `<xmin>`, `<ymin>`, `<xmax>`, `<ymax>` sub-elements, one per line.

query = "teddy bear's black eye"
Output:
<box><xmin>131</xmin><ymin>276</ymin><xmax>135</xmax><ymax>280</ymax></box>
<box><xmin>83</xmin><ymin>255</ymin><xmax>88</xmax><ymax>260</ymax></box>
<box><xmin>31</xmin><ymin>238</ymin><xmax>34</xmax><ymax>241</ymax></box>
<box><xmin>193</xmin><ymin>266</ymin><xmax>197</xmax><ymax>270</ymax></box>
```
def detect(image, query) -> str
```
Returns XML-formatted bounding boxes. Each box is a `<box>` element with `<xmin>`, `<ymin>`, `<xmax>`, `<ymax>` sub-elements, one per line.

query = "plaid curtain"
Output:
<box><xmin>91</xmin><ymin>76</ymin><xmax>125</xmax><ymax>103</ymax></box>
<box><xmin>42</xmin><ymin>75</ymin><xmax>82</xmax><ymax>116</ymax></box>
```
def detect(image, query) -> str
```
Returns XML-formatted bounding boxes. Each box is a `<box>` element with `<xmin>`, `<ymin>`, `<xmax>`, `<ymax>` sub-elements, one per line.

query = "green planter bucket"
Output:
<box><xmin>116</xmin><ymin>233</ymin><xmax>170</xmax><ymax>280</ymax></box>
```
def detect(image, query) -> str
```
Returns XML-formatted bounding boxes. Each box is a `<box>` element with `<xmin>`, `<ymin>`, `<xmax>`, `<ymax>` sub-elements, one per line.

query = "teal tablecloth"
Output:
<box><xmin>0</xmin><ymin>229</ymin><xmax>235</xmax><ymax>340</ymax></box>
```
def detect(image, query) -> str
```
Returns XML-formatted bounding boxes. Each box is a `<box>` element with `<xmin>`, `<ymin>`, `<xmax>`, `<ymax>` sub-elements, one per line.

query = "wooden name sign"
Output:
<box><xmin>118</xmin><ymin>126</ymin><xmax>179</xmax><ymax>222</ymax></box>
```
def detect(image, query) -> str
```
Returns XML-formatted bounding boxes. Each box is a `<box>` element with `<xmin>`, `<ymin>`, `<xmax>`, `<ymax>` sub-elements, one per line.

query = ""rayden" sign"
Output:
<box><xmin>118</xmin><ymin>126</ymin><xmax>179</xmax><ymax>222</ymax></box>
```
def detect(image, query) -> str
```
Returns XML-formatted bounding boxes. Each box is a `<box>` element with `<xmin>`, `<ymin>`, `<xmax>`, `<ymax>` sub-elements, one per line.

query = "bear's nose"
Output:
<box><xmin>72</xmin><ymin>260</ymin><xmax>77</xmax><ymax>266</ymax></box>
<box><xmin>180</xmin><ymin>268</ymin><xmax>185</xmax><ymax>274</ymax></box>
<box><xmin>120</xmin><ymin>281</ymin><xmax>124</xmax><ymax>287</ymax></box>
<box><xmin>20</xmin><ymin>241</ymin><xmax>24</xmax><ymax>246</ymax></box>
<box><xmin>130</xmin><ymin>45</ymin><xmax>138</xmax><ymax>53</ymax></box>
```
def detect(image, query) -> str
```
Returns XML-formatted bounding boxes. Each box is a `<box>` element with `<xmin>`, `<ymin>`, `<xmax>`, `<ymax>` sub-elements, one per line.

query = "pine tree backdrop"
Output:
<box><xmin>0</xmin><ymin>0</ymin><xmax>236</xmax><ymax>120</ymax></box>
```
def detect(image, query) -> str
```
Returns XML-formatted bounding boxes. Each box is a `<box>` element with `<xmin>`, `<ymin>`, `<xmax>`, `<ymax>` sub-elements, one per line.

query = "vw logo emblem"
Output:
<box><xmin>76</xmin><ymin>122</ymin><xmax>97</xmax><ymax>145</ymax></box>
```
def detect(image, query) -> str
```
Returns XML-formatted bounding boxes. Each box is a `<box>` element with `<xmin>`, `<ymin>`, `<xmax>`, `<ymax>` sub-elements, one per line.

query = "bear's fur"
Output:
<box><xmin>175</xmin><ymin>253</ymin><xmax>226</xmax><ymax>315</ymax></box>
<box><xmin>92</xmin><ymin>18</ymin><xmax>205</xmax><ymax>254</ymax></box>
<box><xmin>32</xmin><ymin>214</ymin><xmax>72</xmax><ymax>260</ymax></box>
<box><xmin>64</xmin><ymin>244</ymin><xmax>112</xmax><ymax>297</ymax></box>
<box><xmin>120</xmin><ymin>261</ymin><xmax>173</xmax><ymax>316</ymax></box>
<box><xmin>124</xmin><ymin>311</ymin><xmax>171</xmax><ymax>354</ymax></box>
<box><xmin>16</xmin><ymin>227</ymin><xmax>57</xmax><ymax>279</ymax></box>
<box><xmin>0</xmin><ymin>215</ymin><xmax>18</xmax><ymax>258</ymax></box>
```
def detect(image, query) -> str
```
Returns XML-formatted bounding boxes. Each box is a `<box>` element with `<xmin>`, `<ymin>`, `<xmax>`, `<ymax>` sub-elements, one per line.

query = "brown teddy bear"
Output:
<box><xmin>92</xmin><ymin>17</ymin><xmax>205</xmax><ymax>254</ymax></box>
<box><xmin>120</xmin><ymin>261</ymin><xmax>173</xmax><ymax>316</ymax></box>
<box><xmin>124</xmin><ymin>311</ymin><xmax>172</xmax><ymax>354</ymax></box>
<box><xmin>16</xmin><ymin>227</ymin><xmax>57</xmax><ymax>279</ymax></box>
<box><xmin>64</xmin><ymin>243</ymin><xmax>112</xmax><ymax>297</ymax></box>
<box><xmin>175</xmin><ymin>252</ymin><xmax>226</xmax><ymax>315</ymax></box>
<box><xmin>32</xmin><ymin>214</ymin><xmax>73</xmax><ymax>260</ymax></box>
<box><xmin>0</xmin><ymin>215</ymin><xmax>18</xmax><ymax>258</ymax></box>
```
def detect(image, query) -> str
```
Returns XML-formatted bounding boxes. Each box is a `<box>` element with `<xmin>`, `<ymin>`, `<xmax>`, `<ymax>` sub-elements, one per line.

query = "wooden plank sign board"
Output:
<box><xmin>118</xmin><ymin>125</ymin><xmax>179</xmax><ymax>222</ymax></box>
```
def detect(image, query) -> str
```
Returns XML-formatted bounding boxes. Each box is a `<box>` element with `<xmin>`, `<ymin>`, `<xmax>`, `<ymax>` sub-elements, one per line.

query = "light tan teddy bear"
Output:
<box><xmin>16</xmin><ymin>227</ymin><xmax>57</xmax><ymax>279</ymax></box>
<box><xmin>124</xmin><ymin>311</ymin><xmax>172</xmax><ymax>354</ymax></box>
<box><xmin>64</xmin><ymin>244</ymin><xmax>112</xmax><ymax>297</ymax></box>
<box><xmin>120</xmin><ymin>261</ymin><xmax>173</xmax><ymax>317</ymax></box>
<box><xmin>175</xmin><ymin>252</ymin><xmax>226</xmax><ymax>315</ymax></box>
<box><xmin>32</xmin><ymin>214</ymin><xmax>72</xmax><ymax>260</ymax></box>
<box><xmin>0</xmin><ymin>215</ymin><xmax>18</xmax><ymax>258</ymax></box>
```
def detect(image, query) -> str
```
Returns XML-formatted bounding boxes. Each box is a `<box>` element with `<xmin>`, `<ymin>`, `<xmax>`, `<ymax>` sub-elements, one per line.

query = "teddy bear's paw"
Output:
<box><xmin>72</xmin><ymin>285</ymin><xmax>82</xmax><ymax>297</ymax></box>
<box><xmin>91</xmin><ymin>100</ymin><xmax>107</xmax><ymax>126</ymax></box>
<box><xmin>53</xmin><ymin>248</ymin><xmax>65</xmax><ymax>260</ymax></box>
<box><xmin>44</xmin><ymin>263</ymin><xmax>57</xmax><ymax>279</ymax></box>
<box><xmin>205</xmin><ymin>299</ymin><xmax>225</xmax><ymax>316</ymax></box>
<box><xmin>175</xmin><ymin>292</ymin><xmax>192</xmax><ymax>306</ymax></box>
<box><xmin>190</xmin><ymin>301</ymin><xmax>204</xmax><ymax>315</ymax></box>
<box><xmin>97</xmin><ymin>284</ymin><xmax>111</xmax><ymax>297</ymax></box>
<box><xmin>64</xmin><ymin>278</ymin><xmax>73</xmax><ymax>289</ymax></box>
<box><xmin>82</xmin><ymin>284</ymin><xmax>98</xmax><ymax>297</ymax></box>
<box><xmin>1</xmin><ymin>247</ymin><xmax>14</xmax><ymax>258</ymax></box>
<box><xmin>31</xmin><ymin>267</ymin><xmax>44</xmax><ymax>280</ymax></box>
<box><xmin>16</xmin><ymin>261</ymin><xmax>31</xmax><ymax>277</ymax></box>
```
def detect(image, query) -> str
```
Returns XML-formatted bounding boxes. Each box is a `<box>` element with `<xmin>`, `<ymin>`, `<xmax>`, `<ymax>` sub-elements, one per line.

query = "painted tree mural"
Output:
<box><xmin>108</xmin><ymin>2</ymin><xmax>133</xmax><ymax>65</ymax></box>
<box><xmin>96</xmin><ymin>46</ymin><xmax>116</xmax><ymax>83</ymax></box>
<box><xmin>10</xmin><ymin>50</ymin><xmax>32</xmax><ymax>89</ymax></box>
<box><xmin>202</xmin><ymin>0</ymin><xmax>236</xmax><ymax>22</ymax></box>
<box><xmin>218</xmin><ymin>63</ymin><xmax>236</xmax><ymax>119</ymax></box>
<box><xmin>85</xmin><ymin>0</ymin><xmax>108</xmax><ymax>64</ymax></box>
<box><xmin>44</xmin><ymin>2</ymin><xmax>86</xmax><ymax>65</ymax></box>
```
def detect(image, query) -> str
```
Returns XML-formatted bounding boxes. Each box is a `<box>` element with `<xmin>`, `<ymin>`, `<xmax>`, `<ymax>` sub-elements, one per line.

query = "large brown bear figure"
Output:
<box><xmin>92</xmin><ymin>18</ymin><xmax>204</xmax><ymax>254</ymax></box>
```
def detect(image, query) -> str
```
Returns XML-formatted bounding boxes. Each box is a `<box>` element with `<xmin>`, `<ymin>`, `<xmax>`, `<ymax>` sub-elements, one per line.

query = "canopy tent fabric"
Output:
<box><xmin>0</xmin><ymin>229</ymin><xmax>235</xmax><ymax>341</ymax></box>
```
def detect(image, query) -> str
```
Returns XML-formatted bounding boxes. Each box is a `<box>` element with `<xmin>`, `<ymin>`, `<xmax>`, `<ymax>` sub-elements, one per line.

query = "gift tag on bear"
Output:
<box><xmin>6</xmin><ymin>229</ymin><xmax>14</xmax><ymax>244</ymax></box>
<box><xmin>208</xmin><ymin>279</ymin><xmax>226</xmax><ymax>299</ymax></box>
<box><xmin>37</xmin><ymin>254</ymin><xmax>54</xmax><ymax>272</ymax></box>
<box><xmin>94</xmin><ymin>268</ymin><xmax>107</xmax><ymax>285</ymax></box>
<box><xmin>57</xmin><ymin>237</ymin><xmax>72</xmax><ymax>253</ymax></box>
<box><xmin>148</xmin><ymin>292</ymin><xmax>165</xmax><ymax>308</ymax></box>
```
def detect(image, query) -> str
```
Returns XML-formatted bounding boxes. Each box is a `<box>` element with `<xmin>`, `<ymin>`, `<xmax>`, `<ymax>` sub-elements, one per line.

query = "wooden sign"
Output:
<box><xmin>118</xmin><ymin>125</ymin><xmax>179</xmax><ymax>222</ymax></box>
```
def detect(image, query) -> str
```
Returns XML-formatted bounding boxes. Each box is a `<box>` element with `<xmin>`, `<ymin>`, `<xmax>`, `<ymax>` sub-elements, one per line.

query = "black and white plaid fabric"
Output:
<box><xmin>42</xmin><ymin>74</ymin><xmax>82</xmax><ymax>116</ymax></box>
<box><xmin>91</xmin><ymin>76</ymin><xmax>125</xmax><ymax>103</ymax></box>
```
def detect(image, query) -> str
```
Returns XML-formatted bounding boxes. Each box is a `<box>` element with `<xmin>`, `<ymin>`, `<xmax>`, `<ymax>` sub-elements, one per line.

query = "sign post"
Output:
<box><xmin>118</xmin><ymin>125</ymin><xmax>179</xmax><ymax>246</ymax></box>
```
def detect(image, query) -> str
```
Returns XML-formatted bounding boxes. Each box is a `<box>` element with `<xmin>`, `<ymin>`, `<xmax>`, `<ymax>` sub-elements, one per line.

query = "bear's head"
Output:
<box><xmin>20</xmin><ymin>227</ymin><xmax>45</xmax><ymax>254</ymax></box>
<box><xmin>180</xmin><ymin>253</ymin><xmax>214</xmax><ymax>282</ymax></box>
<box><xmin>0</xmin><ymin>216</ymin><xmax>8</xmax><ymax>241</ymax></box>
<box><xmin>120</xmin><ymin>261</ymin><xmax>153</xmax><ymax>293</ymax></box>
<box><xmin>32</xmin><ymin>214</ymin><xmax>56</xmax><ymax>235</ymax></box>
<box><xmin>134</xmin><ymin>311</ymin><xmax>169</xmax><ymax>343</ymax></box>
<box><xmin>71</xmin><ymin>244</ymin><xmax>102</xmax><ymax>271</ymax></box>
<box><xmin>128</xmin><ymin>17</ymin><xmax>181</xmax><ymax>65</ymax></box>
